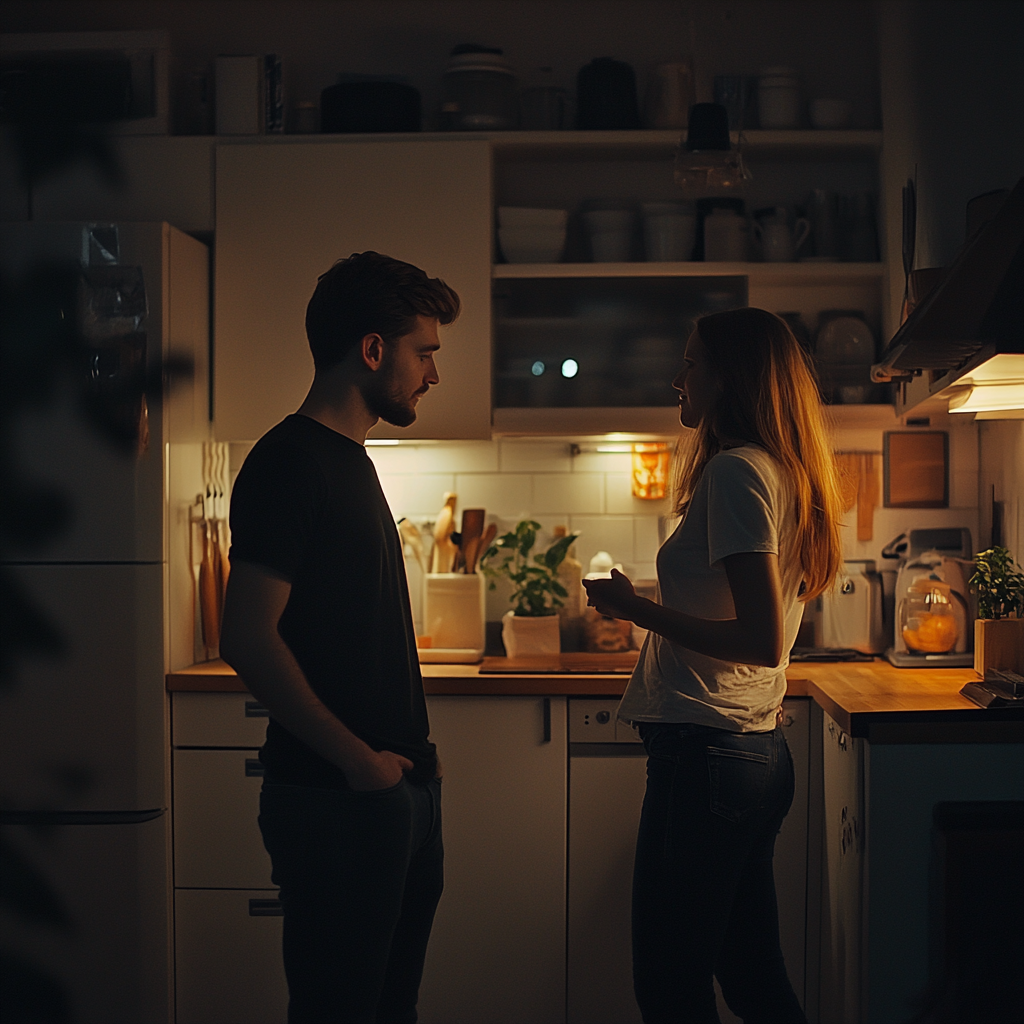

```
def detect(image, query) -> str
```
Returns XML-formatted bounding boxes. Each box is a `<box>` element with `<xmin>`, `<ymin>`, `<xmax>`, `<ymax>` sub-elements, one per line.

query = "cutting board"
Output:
<box><xmin>480</xmin><ymin>652</ymin><xmax>639</xmax><ymax>674</ymax></box>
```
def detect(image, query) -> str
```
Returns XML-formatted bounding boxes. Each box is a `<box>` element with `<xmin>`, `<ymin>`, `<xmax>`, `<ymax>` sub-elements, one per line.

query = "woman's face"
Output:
<box><xmin>673</xmin><ymin>329</ymin><xmax>719</xmax><ymax>429</ymax></box>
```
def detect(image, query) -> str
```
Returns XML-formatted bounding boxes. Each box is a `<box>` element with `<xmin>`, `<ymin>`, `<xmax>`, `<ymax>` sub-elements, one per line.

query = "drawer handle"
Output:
<box><xmin>245</xmin><ymin>759</ymin><xmax>265</xmax><ymax>777</ymax></box>
<box><xmin>248</xmin><ymin>899</ymin><xmax>282</xmax><ymax>917</ymax></box>
<box><xmin>245</xmin><ymin>701</ymin><xmax>270</xmax><ymax>718</ymax></box>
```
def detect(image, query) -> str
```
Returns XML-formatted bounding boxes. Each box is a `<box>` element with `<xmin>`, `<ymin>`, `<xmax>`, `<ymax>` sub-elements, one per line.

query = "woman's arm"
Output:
<box><xmin>581</xmin><ymin>551</ymin><xmax>785</xmax><ymax>667</ymax></box>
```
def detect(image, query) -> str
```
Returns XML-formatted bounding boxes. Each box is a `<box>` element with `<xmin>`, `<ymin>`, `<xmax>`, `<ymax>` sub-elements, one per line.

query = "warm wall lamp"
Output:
<box><xmin>631</xmin><ymin>443</ymin><xmax>672</xmax><ymax>500</ymax></box>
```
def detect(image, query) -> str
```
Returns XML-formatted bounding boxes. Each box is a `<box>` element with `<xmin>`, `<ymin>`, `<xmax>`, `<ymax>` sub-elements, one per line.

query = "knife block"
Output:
<box><xmin>422</xmin><ymin>573</ymin><xmax>486</xmax><ymax>658</ymax></box>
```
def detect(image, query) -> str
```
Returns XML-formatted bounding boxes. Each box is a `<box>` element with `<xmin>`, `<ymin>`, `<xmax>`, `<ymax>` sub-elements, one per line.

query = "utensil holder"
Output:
<box><xmin>423</xmin><ymin>573</ymin><xmax>486</xmax><ymax>653</ymax></box>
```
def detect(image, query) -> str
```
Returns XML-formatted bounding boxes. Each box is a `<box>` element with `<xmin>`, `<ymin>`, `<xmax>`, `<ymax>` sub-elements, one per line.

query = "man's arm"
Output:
<box><xmin>581</xmin><ymin>551</ymin><xmax>785</xmax><ymax>668</ymax></box>
<box><xmin>219</xmin><ymin>560</ymin><xmax>413</xmax><ymax>790</ymax></box>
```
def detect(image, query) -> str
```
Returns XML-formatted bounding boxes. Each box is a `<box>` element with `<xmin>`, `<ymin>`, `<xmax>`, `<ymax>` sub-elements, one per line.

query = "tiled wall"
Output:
<box><xmin>367</xmin><ymin>419</ymin><xmax>984</xmax><ymax>628</ymax></box>
<box><xmin>366</xmin><ymin>439</ymin><xmax>672</xmax><ymax>624</ymax></box>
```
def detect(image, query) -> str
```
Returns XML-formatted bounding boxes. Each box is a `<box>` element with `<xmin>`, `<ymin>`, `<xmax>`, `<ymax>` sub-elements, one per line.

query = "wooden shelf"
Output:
<box><xmin>493</xmin><ymin>261</ymin><xmax>885</xmax><ymax>284</ymax></box>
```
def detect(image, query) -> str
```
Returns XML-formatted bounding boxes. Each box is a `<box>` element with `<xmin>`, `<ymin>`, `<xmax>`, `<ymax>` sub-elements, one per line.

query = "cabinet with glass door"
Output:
<box><xmin>489</xmin><ymin>130</ymin><xmax>887</xmax><ymax>435</ymax></box>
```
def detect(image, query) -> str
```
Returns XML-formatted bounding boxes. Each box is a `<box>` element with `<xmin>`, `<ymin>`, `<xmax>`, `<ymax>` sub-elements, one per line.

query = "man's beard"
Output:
<box><xmin>364</xmin><ymin>359</ymin><xmax>420</xmax><ymax>428</ymax></box>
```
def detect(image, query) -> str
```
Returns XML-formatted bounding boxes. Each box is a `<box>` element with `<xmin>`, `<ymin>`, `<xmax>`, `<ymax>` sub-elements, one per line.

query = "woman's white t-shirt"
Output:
<box><xmin>618</xmin><ymin>444</ymin><xmax>804</xmax><ymax>733</ymax></box>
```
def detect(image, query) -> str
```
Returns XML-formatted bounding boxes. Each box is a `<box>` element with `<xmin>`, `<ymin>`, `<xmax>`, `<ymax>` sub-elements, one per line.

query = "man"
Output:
<box><xmin>220</xmin><ymin>251</ymin><xmax>460</xmax><ymax>1023</ymax></box>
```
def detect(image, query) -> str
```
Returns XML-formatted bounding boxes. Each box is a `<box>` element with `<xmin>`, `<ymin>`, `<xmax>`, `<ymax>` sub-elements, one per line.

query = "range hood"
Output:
<box><xmin>872</xmin><ymin>177</ymin><xmax>1024</xmax><ymax>418</ymax></box>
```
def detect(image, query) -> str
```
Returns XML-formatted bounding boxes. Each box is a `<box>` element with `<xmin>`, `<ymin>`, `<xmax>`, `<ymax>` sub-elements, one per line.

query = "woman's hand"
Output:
<box><xmin>582</xmin><ymin>568</ymin><xmax>642</xmax><ymax>622</ymax></box>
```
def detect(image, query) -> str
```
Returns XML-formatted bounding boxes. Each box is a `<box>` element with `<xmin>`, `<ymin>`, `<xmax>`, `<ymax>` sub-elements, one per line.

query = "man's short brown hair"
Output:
<box><xmin>305</xmin><ymin>251</ymin><xmax>460</xmax><ymax>370</ymax></box>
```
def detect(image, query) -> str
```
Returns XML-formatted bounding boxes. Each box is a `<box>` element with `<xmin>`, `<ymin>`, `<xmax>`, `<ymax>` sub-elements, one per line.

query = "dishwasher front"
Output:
<box><xmin>567</xmin><ymin>698</ymin><xmax>811</xmax><ymax>1024</ymax></box>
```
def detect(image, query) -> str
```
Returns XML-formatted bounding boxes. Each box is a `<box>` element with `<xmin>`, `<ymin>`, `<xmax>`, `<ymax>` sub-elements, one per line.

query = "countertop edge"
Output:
<box><xmin>167</xmin><ymin>660</ymin><xmax>1023</xmax><ymax>742</ymax></box>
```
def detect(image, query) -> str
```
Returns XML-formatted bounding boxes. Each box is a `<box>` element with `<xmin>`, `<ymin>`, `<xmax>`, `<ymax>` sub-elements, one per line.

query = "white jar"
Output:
<box><xmin>757</xmin><ymin>67</ymin><xmax>801</xmax><ymax>129</ymax></box>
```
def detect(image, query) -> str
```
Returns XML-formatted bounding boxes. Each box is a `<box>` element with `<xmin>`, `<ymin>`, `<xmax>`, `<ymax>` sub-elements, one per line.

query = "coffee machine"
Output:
<box><xmin>883</xmin><ymin>528</ymin><xmax>974</xmax><ymax>668</ymax></box>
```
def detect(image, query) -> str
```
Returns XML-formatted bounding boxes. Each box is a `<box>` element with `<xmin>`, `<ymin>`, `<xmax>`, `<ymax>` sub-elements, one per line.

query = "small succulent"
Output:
<box><xmin>970</xmin><ymin>545</ymin><xmax>1024</xmax><ymax>620</ymax></box>
<box><xmin>479</xmin><ymin>520</ymin><xmax>579</xmax><ymax>617</ymax></box>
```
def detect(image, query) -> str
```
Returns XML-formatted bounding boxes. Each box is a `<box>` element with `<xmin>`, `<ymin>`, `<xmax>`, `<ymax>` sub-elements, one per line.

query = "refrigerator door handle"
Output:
<box><xmin>0</xmin><ymin>808</ymin><xmax>164</xmax><ymax>825</ymax></box>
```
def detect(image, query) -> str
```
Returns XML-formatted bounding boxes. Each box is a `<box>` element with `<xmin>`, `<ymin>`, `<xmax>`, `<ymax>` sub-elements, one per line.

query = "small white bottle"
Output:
<box><xmin>553</xmin><ymin>526</ymin><xmax>585</xmax><ymax>620</ymax></box>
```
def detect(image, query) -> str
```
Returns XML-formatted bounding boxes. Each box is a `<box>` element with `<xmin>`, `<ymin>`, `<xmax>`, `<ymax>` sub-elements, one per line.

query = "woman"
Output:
<box><xmin>583</xmin><ymin>308</ymin><xmax>843</xmax><ymax>1024</ymax></box>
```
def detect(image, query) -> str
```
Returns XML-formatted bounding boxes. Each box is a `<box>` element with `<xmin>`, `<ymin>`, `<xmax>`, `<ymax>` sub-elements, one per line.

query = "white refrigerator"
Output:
<box><xmin>1</xmin><ymin>222</ymin><xmax>209</xmax><ymax>1023</ymax></box>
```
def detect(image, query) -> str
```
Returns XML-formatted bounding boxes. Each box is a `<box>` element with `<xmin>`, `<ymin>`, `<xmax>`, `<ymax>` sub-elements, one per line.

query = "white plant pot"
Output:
<box><xmin>501</xmin><ymin>610</ymin><xmax>561</xmax><ymax>657</ymax></box>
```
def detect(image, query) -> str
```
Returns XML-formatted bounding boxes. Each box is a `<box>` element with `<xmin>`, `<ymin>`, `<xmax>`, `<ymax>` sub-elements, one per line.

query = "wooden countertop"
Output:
<box><xmin>167</xmin><ymin>657</ymin><xmax>1022</xmax><ymax>744</ymax></box>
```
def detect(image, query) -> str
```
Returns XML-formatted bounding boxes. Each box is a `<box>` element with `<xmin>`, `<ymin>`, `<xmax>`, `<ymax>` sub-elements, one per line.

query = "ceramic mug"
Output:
<box><xmin>753</xmin><ymin>216</ymin><xmax>810</xmax><ymax>262</ymax></box>
<box><xmin>702</xmin><ymin>209</ymin><xmax>748</xmax><ymax>261</ymax></box>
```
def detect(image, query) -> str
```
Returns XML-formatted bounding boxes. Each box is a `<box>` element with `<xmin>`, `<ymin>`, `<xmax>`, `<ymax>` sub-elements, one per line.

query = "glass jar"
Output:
<box><xmin>757</xmin><ymin>67</ymin><xmax>801</xmax><ymax>129</ymax></box>
<box><xmin>899</xmin><ymin>576</ymin><xmax>959</xmax><ymax>654</ymax></box>
<box><xmin>440</xmin><ymin>46</ymin><xmax>518</xmax><ymax>130</ymax></box>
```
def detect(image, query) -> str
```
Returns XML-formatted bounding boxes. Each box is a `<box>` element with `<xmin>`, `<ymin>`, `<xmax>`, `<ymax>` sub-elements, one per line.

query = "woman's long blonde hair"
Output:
<box><xmin>674</xmin><ymin>307</ymin><xmax>843</xmax><ymax>601</ymax></box>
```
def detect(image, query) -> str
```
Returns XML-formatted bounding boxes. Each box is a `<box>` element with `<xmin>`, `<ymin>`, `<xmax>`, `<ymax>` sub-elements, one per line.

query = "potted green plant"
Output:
<box><xmin>969</xmin><ymin>545</ymin><xmax>1024</xmax><ymax>675</ymax></box>
<box><xmin>479</xmin><ymin>520</ymin><xmax>578</xmax><ymax>656</ymax></box>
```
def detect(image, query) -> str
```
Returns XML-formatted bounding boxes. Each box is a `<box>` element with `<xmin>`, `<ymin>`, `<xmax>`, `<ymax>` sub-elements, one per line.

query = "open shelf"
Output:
<box><xmin>215</xmin><ymin>129</ymin><xmax>882</xmax><ymax>160</ymax></box>
<box><xmin>493</xmin><ymin>261</ymin><xmax>885</xmax><ymax>284</ymax></box>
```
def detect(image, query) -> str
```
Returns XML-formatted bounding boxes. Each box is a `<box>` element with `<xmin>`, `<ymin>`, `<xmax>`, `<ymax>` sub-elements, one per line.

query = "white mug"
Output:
<box><xmin>703</xmin><ymin>209</ymin><xmax>748</xmax><ymax>262</ymax></box>
<box><xmin>644</xmin><ymin>62</ymin><xmax>694</xmax><ymax>129</ymax></box>
<box><xmin>753</xmin><ymin>216</ymin><xmax>810</xmax><ymax>262</ymax></box>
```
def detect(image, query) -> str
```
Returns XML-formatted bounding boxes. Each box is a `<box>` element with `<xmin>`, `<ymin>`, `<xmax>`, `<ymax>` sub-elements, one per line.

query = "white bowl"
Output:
<box><xmin>497</xmin><ymin>206</ymin><xmax>568</xmax><ymax>228</ymax></box>
<box><xmin>498</xmin><ymin>225</ymin><xmax>566</xmax><ymax>263</ymax></box>
<box><xmin>809</xmin><ymin>98</ymin><xmax>852</xmax><ymax>129</ymax></box>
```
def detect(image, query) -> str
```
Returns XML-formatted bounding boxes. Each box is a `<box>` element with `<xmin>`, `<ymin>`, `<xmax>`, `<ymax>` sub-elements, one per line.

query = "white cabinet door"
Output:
<box><xmin>174</xmin><ymin>888</ymin><xmax>287</xmax><ymax>1024</ymax></box>
<box><xmin>819</xmin><ymin>711</ymin><xmax>865</xmax><ymax>1024</ymax></box>
<box><xmin>420</xmin><ymin>696</ymin><xmax>567</xmax><ymax>1024</ymax></box>
<box><xmin>214</xmin><ymin>140</ymin><xmax>492</xmax><ymax>442</ymax></box>
<box><xmin>567</xmin><ymin>748</ymin><xmax>647</xmax><ymax>1024</ymax></box>
<box><xmin>172</xmin><ymin>749</ymin><xmax>273</xmax><ymax>888</ymax></box>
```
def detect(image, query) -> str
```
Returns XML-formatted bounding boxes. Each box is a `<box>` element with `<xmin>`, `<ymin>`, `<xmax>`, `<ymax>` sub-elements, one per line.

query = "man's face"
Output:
<box><xmin>365</xmin><ymin>315</ymin><xmax>441</xmax><ymax>427</ymax></box>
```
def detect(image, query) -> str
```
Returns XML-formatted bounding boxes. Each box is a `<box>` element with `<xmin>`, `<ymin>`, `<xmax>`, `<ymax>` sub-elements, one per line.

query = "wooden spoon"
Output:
<box><xmin>470</xmin><ymin>522</ymin><xmax>498</xmax><ymax>574</ymax></box>
<box><xmin>459</xmin><ymin>509</ymin><xmax>486</xmax><ymax>574</ymax></box>
<box><xmin>431</xmin><ymin>493</ymin><xmax>458</xmax><ymax>573</ymax></box>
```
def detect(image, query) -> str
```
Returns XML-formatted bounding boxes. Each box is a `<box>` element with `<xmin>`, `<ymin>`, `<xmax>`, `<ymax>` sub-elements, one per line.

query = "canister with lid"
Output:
<box><xmin>757</xmin><ymin>67</ymin><xmax>801</xmax><ymax>128</ymax></box>
<box><xmin>440</xmin><ymin>45</ymin><xmax>518</xmax><ymax>130</ymax></box>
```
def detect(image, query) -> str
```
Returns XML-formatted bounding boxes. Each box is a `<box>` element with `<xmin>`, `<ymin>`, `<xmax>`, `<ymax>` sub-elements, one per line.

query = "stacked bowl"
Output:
<box><xmin>497</xmin><ymin>207</ymin><xmax>567</xmax><ymax>263</ymax></box>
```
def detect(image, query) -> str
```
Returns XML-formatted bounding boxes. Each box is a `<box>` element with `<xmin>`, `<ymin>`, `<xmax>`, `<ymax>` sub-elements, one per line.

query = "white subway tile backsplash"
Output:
<box><xmin>569</xmin><ymin>516</ymin><xmax>636</xmax><ymax>572</ymax></box>
<box><xmin>379</xmin><ymin>473</ymin><xmax>456</xmax><ymax>518</ymax></box>
<box><xmin>415</xmin><ymin>442</ymin><xmax>500</xmax><ymax>474</ymax></box>
<box><xmin>605</xmin><ymin>473</ymin><xmax>672</xmax><ymax>515</ymax></box>
<box><xmin>634</xmin><ymin>517</ymin><xmax>662</xmax><ymax>564</ymax></box>
<box><xmin>454</xmin><ymin>473</ymin><xmax>534</xmax><ymax>518</ymax></box>
<box><xmin>499</xmin><ymin>441</ymin><xmax>573</xmax><ymax>474</ymax></box>
<box><xmin>572</xmin><ymin>450</ymin><xmax>631</xmax><ymax>474</ymax></box>
<box><xmin>534</xmin><ymin>474</ymin><xmax>604</xmax><ymax>515</ymax></box>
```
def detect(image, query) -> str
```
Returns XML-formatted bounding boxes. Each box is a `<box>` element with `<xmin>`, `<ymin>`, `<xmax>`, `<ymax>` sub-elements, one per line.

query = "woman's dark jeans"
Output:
<box><xmin>258</xmin><ymin>776</ymin><xmax>443</xmax><ymax>1024</ymax></box>
<box><xmin>632</xmin><ymin>722</ymin><xmax>807</xmax><ymax>1024</ymax></box>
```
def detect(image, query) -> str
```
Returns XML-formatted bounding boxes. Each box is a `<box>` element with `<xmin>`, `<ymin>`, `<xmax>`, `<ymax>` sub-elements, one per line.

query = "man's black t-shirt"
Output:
<box><xmin>228</xmin><ymin>414</ymin><xmax>436</xmax><ymax>787</ymax></box>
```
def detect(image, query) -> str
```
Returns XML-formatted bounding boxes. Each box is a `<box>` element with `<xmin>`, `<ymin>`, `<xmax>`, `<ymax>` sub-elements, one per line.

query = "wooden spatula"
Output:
<box><xmin>459</xmin><ymin>509</ymin><xmax>486</xmax><ymax>574</ymax></box>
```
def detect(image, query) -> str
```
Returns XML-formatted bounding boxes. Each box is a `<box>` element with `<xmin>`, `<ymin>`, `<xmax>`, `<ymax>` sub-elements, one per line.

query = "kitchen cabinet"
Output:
<box><xmin>419</xmin><ymin>696</ymin><xmax>568</xmax><ymax>1024</ymax></box>
<box><xmin>819</xmin><ymin>710</ymin><xmax>865</xmax><ymax>1024</ymax></box>
<box><xmin>170</xmin><ymin>692</ymin><xmax>287</xmax><ymax>1024</ymax></box>
<box><xmin>213</xmin><ymin>139</ymin><xmax>492</xmax><ymax>442</ymax></box>
<box><xmin>0</xmin><ymin>133</ymin><xmax>215</xmax><ymax>232</ymax></box>
<box><xmin>490</xmin><ymin>131</ymin><xmax>887</xmax><ymax>434</ymax></box>
<box><xmin>816</xmin><ymin>709</ymin><xmax>1023</xmax><ymax>1024</ymax></box>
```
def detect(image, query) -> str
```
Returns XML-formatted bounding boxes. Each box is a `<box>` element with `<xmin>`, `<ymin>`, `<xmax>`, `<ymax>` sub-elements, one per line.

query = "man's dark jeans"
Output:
<box><xmin>633</xmin><ymin>722</ymin><xmax>807</xmax><ymax>1024</ymax></box>
<box><xmin>258</xmin><ymin>776</ymin><xmax>443</xmax><ymax>1024</ymax></box>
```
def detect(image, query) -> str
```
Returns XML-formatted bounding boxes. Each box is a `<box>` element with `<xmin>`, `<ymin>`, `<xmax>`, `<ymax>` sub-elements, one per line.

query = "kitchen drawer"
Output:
<box><xmin>172</xmin><ymin>749</ymin><xmax>272</xmax><ymax>888</ymax></box>
<box><xmin>172</xmin><ymin>691</ymin><xmax>270</xmax><ymax>748</ymax></box>
<box><xmin>174</xmin><ymin>888</ymin><xmax>287</xmax><ymax>1024</ymax></box>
